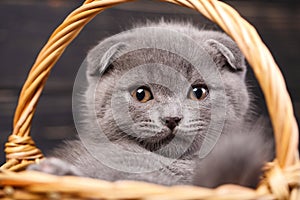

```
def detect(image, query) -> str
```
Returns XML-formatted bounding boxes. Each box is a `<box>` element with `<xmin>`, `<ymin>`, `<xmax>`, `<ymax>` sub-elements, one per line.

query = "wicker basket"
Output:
<box><xmin>0</xmin><ymin>0</ymin><xmax>299</xmax><ymax>199</ymax></box>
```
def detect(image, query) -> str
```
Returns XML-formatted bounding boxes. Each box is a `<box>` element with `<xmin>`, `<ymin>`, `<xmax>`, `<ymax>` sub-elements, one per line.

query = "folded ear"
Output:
<box><xmin>87</xmin><ymin>41</ymin><xmax>127</xmax><ymax>76</ymax></box>
<box><xmin>204</xmin><ymin>38</ymin><xmax>245</xmax><ymax>72</ymax></box>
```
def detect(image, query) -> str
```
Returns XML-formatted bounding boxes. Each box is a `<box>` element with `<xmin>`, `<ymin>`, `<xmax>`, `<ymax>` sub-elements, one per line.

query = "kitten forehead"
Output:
<box><xmin>87</xmin><ymin>26</ymin><xmax>220</xmax><ymax>76</ymax></box>
<box><xmin>112</xmin><ymin>48</ymin><xmax>205</xmax><ymax>84</ymax></box>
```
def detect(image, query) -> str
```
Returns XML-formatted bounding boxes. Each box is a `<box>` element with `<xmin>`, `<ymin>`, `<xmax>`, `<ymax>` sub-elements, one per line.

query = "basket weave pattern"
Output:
<box><xmin>0</xmin><ymin>0</ymin><xmax>299</xmax><ymax>199</ymax></box>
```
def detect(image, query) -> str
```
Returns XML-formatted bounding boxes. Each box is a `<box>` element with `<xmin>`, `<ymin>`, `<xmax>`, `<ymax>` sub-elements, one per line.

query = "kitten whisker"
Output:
<box><xmin>185</xmin><ymin>105</ymin><xmax>211</xmax><ymax>110</ymax></box>
<box><xmin>136</xmin><ymin>128</ymin><xmax>161</xmax><ymax>133</ymax></box>
<box><xmin>187</xmin><ymin>119</ymin><xmax>203</xmax><ymax>123</ymax></box>
<box><xmin>177</xmin><ymin>127</ymin><xmax>204</xmax><ymax>132</ymax></box>
<box><xmin>182</xmin><ymin>122</ymin><xmax>205</xmax><ymax>127</ymax></box>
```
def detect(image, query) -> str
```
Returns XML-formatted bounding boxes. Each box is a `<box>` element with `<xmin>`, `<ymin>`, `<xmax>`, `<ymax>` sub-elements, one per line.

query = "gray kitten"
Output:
<box><xmin>28</xmin><ymin>22</ymin><xmax>273</xmax><ymax>188</ymax></box>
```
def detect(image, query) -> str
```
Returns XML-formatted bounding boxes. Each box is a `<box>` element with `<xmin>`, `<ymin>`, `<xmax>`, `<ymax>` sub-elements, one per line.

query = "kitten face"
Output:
<box><xmin>79</xmin><ymin>25</ymin><xmax>249</xmax><ymax>163</ymax></box>
<box><xmin>94</xmin><ymin>49</ymin><xmax>212</xmax><ymax>158</ymax></box>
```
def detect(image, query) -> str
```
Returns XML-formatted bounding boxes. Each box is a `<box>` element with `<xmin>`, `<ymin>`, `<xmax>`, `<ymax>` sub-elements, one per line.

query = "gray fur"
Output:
<box><xmin>193</xmin><ymin>118</ymin><xmax>273</xmax><ymax>188</ymax></box>
<box><xmin>28</xmin><ymin>22</ymin><xmax>274</xmax><ymax>188</ymax></box>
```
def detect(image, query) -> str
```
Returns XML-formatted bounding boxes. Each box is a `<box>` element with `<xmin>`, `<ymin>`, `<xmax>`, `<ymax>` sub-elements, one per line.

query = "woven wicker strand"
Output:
<box><xmin>1</xmin><ymin>0</ymin><xmax>299</xmax><ymax>200</ymax></box>
<box><xmin>0</xmin><ymin>170</ymin><xmax>274</xmax><ymax>200</ymax></box>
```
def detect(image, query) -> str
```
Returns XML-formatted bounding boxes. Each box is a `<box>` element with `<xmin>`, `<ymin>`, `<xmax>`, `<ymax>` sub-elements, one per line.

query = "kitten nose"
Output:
<box><xmin>163</xmin><ymin>117</ymin><xmax>181</xmax><ymax>130</ymax></box>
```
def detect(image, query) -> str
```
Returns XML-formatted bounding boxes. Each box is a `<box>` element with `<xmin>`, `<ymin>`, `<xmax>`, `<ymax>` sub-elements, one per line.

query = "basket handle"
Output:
<box><xmin>2</xmin><ymin>0</ymin><xmax>298</xmax><ymax>174</ymax></box>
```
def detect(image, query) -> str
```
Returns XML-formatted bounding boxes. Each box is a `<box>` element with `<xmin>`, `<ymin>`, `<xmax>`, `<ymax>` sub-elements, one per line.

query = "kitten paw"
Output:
<box><xmin>27</xmin><ymin>157</ymin><xmax>83</xmax><ymax>176</ymax></box>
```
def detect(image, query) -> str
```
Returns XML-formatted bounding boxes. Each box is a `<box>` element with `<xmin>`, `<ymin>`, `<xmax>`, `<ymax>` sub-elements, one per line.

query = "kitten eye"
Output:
<box><xmin>131</xmin><ymin>86</ymin><xmax>153</xmax><ymax>103</ymax></box>
<box><xmin>188</xmin><ymin>85</ymin><xmax>209</xmax><ymax>101</ymax></box>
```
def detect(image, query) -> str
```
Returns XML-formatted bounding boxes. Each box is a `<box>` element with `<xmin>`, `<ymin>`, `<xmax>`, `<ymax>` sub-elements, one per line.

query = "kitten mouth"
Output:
<box><xmin>136</xmin><ymin>130</ymin><xmax>176</xmax><ymax>152</ymax></box>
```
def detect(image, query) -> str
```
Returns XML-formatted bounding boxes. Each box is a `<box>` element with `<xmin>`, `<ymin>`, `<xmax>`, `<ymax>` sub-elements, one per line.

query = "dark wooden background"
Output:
<box><xmin>0</xmin><ymin>0</ymin><xmax>299</xmax><ymax>164</ymax></box>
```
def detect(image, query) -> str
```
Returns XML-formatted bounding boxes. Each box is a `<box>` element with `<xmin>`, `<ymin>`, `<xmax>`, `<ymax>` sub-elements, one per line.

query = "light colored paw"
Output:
<box><xmin>27</xmin><ymin>157</ymin><xmax>83</xmax><ymax>176</ymax></box>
